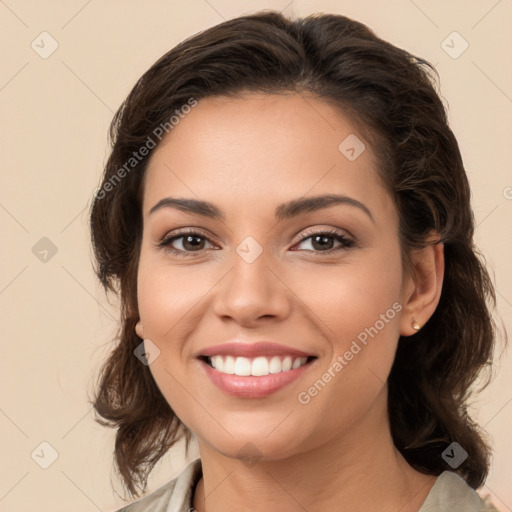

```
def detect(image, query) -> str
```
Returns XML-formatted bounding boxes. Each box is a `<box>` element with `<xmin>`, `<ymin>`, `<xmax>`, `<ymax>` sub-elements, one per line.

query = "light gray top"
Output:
<box><xmin>115</xmin><ymin>458</ymin><xmax>498</xmax><ymax>512</ymax></box>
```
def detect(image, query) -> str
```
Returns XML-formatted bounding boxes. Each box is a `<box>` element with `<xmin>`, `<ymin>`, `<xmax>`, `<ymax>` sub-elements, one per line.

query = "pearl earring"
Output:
<box><xmin>411</xmin><ymin>319</ymin><xmax>421</xmax><ymax>331</ymax></box>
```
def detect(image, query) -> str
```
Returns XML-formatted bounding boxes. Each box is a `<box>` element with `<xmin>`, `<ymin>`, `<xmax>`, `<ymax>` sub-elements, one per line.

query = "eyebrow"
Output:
<box><xmin>149</xmin><ymin>194</ymin><xmax>375</xmax><ymax>224</ymax></box>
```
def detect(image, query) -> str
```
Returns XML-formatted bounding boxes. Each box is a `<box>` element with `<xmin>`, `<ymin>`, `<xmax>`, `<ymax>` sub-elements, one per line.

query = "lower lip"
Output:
<box><xmin>200</xmin><ymin>359</ymin><xmax>313</xmax><ymax>398</ymax></box>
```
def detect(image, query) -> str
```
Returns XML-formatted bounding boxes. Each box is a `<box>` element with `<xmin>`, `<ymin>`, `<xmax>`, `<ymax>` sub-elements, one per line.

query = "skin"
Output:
<box><xmin>135</xmin><ymin>93</ymin><xmax>445</xmax><ymax>511</ymax></box>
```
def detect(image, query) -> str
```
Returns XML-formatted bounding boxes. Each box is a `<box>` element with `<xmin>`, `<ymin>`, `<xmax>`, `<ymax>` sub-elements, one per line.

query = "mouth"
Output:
<box><xmin>200</xmin><ymin>354</ymin><xmax>316</xmax><ymax>376</ymax></box>
<box><xmin>197</xmin><ymin>349</ymin><xmax>318</xmax><ymax>398</ymax></box>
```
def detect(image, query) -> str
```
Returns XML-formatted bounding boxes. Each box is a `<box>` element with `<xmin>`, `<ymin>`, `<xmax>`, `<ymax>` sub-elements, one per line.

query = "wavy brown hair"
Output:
<box><xmin>90</xmin><ymin>10</ymin><xmax>504</xmax><ymax>497</ymax></box>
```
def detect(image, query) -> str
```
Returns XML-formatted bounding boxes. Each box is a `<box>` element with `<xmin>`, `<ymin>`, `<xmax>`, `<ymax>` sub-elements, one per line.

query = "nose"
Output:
<box><xmin>212</xmin><ymin>249</ymin><xmax>292</xmax><ymax>327</ymax></box>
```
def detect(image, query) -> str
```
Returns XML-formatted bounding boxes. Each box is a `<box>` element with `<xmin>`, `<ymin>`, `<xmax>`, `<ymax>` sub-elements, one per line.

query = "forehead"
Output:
<box><xmin>142</xmin><ymin>93</ymin><xmax>394</xmax><ymax>222</ymax></box>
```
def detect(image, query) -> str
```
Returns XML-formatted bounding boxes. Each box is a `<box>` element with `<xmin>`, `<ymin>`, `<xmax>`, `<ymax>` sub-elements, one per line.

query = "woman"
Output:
<box><xmin>90</xmin><ymin>11</ymin><xmax>502</xmax><ymax>512</ymax></box>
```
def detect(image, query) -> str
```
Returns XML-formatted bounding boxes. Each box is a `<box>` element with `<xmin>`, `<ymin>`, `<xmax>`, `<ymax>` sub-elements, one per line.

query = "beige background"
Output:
<box><xmin>1</xmin><ymin>1</ymin><xmax>511</xmax><ymax>511</ymax></box>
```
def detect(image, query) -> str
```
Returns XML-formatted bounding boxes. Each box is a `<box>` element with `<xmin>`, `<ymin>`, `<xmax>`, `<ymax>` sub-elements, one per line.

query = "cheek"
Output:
<box><xmin>294</xmin><ymin>243</ymin><xmax>404</xmax><ymax>406</ymax></box>
<box><xmin>136</xmin><ymin>258</ymin><xmax>212</xmax><ymax>340</ymax></box>
<box><xmin>291</xmin><ymin>247</ymin><xmax>404</xmax><ymax>347</ymax></box>
<box><xmin>136</xmin><ymin>260</ymin><xmax>206</xmax><ymax>422</ymax></box>
<box><xmin>136</xmin><ymin>256</ymin><xmax>219</xmax><ymax>411</ymax></box>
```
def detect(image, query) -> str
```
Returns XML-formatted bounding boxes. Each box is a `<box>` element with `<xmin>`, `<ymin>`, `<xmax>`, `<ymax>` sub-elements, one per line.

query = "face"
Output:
<box><xmin>135</xmin><ymin>93</ymin><xmax>415</xmax><ymax>461</ymax></box>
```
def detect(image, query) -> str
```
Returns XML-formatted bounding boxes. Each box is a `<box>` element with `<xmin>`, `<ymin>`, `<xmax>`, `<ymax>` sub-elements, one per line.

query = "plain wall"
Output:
<box><xmin>1</xmin><ymin>1</ymin><xmax>510</xmax><ymax>511</ymax></box>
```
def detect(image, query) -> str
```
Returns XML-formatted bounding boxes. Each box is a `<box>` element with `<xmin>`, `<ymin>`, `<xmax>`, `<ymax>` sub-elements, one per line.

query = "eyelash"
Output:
<box><xmin>157</xmin><ymin>228</ymin><xmax>354</xmax><ymax>257</ymax></box>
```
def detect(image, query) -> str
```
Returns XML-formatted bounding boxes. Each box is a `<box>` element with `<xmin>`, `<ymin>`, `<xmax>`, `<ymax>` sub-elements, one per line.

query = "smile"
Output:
<box><xmin>199</xmin><ymin>354</ymin><xmax>317</xmax><ymax>398</ymax></box>
<box><xmin>206</xmin><ymin>355</ymin><xmax>313</xmax><ymax>376</ymax></box>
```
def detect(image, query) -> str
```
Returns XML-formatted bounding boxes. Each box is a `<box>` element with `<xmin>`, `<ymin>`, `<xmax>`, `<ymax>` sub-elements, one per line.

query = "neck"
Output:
<box><xmin>192</xmin><ymin>389</ymin><xmax>436</xmax><ymax>512</ymax></box>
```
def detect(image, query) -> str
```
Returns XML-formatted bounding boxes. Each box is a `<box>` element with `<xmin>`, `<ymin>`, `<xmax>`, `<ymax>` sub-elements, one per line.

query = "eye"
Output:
<box><xmin>292</xmin><ymin>229</ymin><xmax>354</xmax><ymax>253</ymax></box>
<box><xmin>157</xmin><ymin>228</ymin><xmax>354</xmax><ymax>257</ymax></box>
<box><xmin>157</xmin><ymin>230</ymin><xmax>215</xmax><ymax>256</ymax></box>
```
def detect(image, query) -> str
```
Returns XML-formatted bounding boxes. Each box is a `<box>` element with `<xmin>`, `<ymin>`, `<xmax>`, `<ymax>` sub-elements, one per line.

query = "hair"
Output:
<box><xmin>90</xmin><ymin>10</ymin><xmax>503</xmax><ymax>497</ymax></box>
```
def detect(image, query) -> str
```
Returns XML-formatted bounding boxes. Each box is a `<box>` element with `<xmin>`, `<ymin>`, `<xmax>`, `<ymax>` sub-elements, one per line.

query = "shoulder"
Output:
<box><xmin>419</xmin><ymin>471</ymin><xmax>500</xmax><ymax>512</ymax></box>
<box><xmin>113</xmin><ymin>458</ymin><xmax>202</xmax><ymax>512</ymax></box>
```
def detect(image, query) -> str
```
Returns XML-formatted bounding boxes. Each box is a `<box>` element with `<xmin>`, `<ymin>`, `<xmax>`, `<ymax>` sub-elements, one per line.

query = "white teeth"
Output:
<box><xmin>207</xmin><ymin>355</ymin><xmax>309</xmax><ymax>376</ymax></box>
<box><xmin>234</xmin><ymin>357</ymin><xmax>252</xmax><ymax>376</ymax></box>
<box><xmin>269</xmin><ymin>356</ymin><xmax>282</xmax><ymax>374</ymax></box>
<box><xmin>252</xmin><ymin>357</ymin><xmax>269</xmax><ymax>376</ymax></box>
<box><xmin>292</xmin><ymin>357</ymin><xmax>303</xmax><ymax>369</ymax></box>
<box><xmin>224</xmin><ymin>355</ymin><xmax>235</xmax><ymax>374</ymax></box>
<box><xmin>282</xmin><ymin>356</ymin><xmax>293</xmax><ymax>371</ymax></box>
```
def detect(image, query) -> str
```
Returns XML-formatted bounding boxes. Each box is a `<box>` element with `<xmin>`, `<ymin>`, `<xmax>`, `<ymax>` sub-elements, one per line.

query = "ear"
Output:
<box><xmin>135</xmin><ymin>320</ymin><xmax>144</xmax><ymax>339</ymax></box>
<box><xmin>400</xmin><ymin>236</ymin><xmax>445</xmax><ymax>337</ymax></box>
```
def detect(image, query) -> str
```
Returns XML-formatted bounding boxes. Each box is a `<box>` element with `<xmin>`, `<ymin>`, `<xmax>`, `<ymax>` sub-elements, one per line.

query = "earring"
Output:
<box><xmin>411</xmin><ymin>319</ymin><xmax>421</xmax><ymax>331</ymax></box>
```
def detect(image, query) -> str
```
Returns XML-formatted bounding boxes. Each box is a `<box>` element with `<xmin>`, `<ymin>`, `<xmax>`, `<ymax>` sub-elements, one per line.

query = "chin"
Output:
<box><xmin>195</xmin><ymin>425</ymin><xmax>311</xmax><ymax>464</ymax></box>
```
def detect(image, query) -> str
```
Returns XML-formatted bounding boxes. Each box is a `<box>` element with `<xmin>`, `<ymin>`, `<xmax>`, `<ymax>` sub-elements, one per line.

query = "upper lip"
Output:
<box><xmin>198</xmin><ymin>341</ymin><xmax>316</xmax><ymax>359</ymax></box>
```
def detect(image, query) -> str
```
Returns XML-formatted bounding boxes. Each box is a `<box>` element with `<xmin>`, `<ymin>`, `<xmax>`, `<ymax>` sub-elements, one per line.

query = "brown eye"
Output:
<box><xmin>180</xmin><ymin>234</ymin><xmax>207</xmax><ymax>251</ymax></box>
<box><xmin>158</xmin><ymin>231</ymin><xmax>215</xmax><ymax>256</ymax></box>
<box><xmin>310</xmin><ymin>234</ymin><xmax>336</xmax><ymax>251</ymax></box>
<box><xmin>293</xmin><ymin>230</ymin><xmax>354</xmax><ymax>253</ymax></box>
